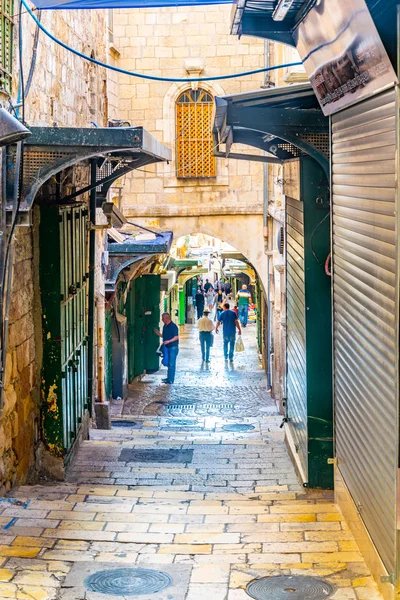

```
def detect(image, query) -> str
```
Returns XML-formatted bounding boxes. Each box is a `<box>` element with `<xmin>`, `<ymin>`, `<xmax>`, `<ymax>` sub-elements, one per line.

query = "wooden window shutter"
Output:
<box><xmin>176</xmin><ymin>89</ymin><xmax>216</xmax><ymax>179</ymax></box>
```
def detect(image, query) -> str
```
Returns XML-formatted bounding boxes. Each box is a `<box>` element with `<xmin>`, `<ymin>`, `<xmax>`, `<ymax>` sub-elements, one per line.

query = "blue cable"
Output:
<box><xmin>21</xmin><ymin>0</ymin><xmax>302</xmax><ymax>83</ymax></box>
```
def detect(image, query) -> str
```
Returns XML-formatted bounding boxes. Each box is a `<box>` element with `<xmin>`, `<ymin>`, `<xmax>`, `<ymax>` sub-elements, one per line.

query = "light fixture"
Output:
<box><xmin>272</xmin><ymin>0</ymin><xmax>295</xmax><ymax>21</ymax></box>
<box><xmin>0</xmin><ymin>108</ymin><xmax>31</xmax><ymax>145</ymax></box>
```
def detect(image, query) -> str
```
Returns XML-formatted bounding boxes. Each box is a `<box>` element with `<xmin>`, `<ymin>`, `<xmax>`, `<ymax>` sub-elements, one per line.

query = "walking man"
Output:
<box><xmin>154</xmin><ymin>313</ymin><xmax>179</xmax><ymax>384</ymax></box>
<box><xmin>216</xmin><ymin>302</ymin><xmax>241</xmax><ymax>363</ymax></box>
<box><xmin>236</xmin><ymin>284</ymin><xmax>252</xmax><ymax>327</ymax></box>
<box><xmin>195</xmin><ymin>288</ymin><xmax>205</xmax><ymax>319</ymax></box>
<box><xmin>204</xmin><ymin>278</ymin><xmax>213</xmax><ymax>292</ymax></box>
<box><xmin>197</xmin><ymin>308</ymin><xmax>214</xmax><ymax>363</ymax></box>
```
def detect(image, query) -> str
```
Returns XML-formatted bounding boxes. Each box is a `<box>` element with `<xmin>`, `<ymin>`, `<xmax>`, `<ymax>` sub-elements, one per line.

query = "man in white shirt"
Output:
<box><xmin>197</xmin><ymin>308</ymin><xmax>215</xmax><ymax>363</ymax></box>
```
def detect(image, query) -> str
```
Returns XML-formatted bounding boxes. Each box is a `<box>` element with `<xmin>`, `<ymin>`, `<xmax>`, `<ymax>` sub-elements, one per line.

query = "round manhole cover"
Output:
<box><xmin>84</xmin><ymin>567</ymin><xmax>172</xmax><ymax>596</ymax></box>
<box><xmin>222</xmin><ymin>424</ymin><xmax>255</xmax><ymax>432</ymax></box>
<box><xmin>246</xmin><ymin>576</ymin><xmax>335</xmax><ymax>600</ymax></box>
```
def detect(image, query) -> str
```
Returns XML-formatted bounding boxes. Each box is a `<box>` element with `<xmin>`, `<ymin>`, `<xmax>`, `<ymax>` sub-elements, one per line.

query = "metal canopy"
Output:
<box><xmin>6</xmin><ymin>126</ymin><xmax>171</xmax><ymax>213</ymax></box>
<box><xmin>213</xmin><ymin>82</ymin><xmax>329</xmax><ymax>176</ymax></box>
<box><xmin>231</xmin><ymin>0</ymin><xmax>398</xmax><ymax>55</ymax></box>
<box><xmin>106</xmin><ymin>231</ymin><xmax>173</xmax><ymax>291</ymax></box>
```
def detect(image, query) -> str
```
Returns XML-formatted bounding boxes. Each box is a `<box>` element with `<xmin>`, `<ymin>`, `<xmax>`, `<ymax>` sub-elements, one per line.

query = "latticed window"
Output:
<box><xmin>0</xmin><ymin>0</ymin><xmax>13</xmax><ymax>92</ymax></box>
<box><xmin>176</xmin><ymin>88</ymin><xmax>216</xmax><ymax>179</ymax></box>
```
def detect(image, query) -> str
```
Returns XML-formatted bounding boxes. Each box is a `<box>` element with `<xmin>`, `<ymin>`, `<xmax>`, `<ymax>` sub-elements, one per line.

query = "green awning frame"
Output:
<box><xmin>213</xmin><ymin>82</ymin><xmax>329</xmax><ymax>176</ymax></box>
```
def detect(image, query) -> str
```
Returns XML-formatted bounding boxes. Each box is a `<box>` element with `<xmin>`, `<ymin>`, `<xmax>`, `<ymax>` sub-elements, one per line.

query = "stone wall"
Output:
<box><xmin>111</xmin><ymin>6</ymin><xmax>266</xmax><ymax>219</ymax></box>
<box><xmin>0</xmin><ymin>227</ymin><xmax>38</xmax><ymax>494</ymax></box>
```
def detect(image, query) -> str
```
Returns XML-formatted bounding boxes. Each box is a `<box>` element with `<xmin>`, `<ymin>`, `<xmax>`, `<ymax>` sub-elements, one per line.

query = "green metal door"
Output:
<box><xmin>143</xmin><ymin>274</ymin><xmax>161</xmax><ymax>372</ymax></box>
<box><xmin>129</xmin><ymin>274</ymin><xmax>161</xmax><ymax>378</ymax></box>
<box><xmin>40</xmin><ymin>204</ymin><xmax>89</xmax><ymax>457</ymax></box>
<box><xmin>127</xmin><ymin>279</ymin><xmax>136</xmax><ymax>382</ymax></box>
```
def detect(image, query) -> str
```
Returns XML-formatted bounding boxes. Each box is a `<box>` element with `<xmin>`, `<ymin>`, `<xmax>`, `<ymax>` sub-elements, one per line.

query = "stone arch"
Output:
<box><xmin>131</xmin><ymin>214</ymin><xmax>268</xmax><ymax>292</ymax></box>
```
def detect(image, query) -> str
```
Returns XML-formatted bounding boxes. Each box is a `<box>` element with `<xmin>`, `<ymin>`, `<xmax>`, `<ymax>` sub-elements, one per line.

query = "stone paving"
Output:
<box><xmin>0</xmin><ymin>325</ymin><xmax>383</xmax><ymax>599</ymax></box>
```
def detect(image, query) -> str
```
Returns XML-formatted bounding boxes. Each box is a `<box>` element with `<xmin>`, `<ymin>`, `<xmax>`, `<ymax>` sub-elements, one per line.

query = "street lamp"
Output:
<box><xmin>0</xmin><ymin>108</ymin><xmax>30</xmax><ymax>145</ymax></box>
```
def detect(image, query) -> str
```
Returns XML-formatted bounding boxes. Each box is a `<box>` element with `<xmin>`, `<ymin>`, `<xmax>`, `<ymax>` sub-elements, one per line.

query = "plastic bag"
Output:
<box><xmin>162</xmin><ymin>345</ymin><xmax>169</xmax><ymax>367</ymax></box>
<box><xmin>235</xmin><ymin>335</ymin><xmax>245</xmax><ymax>353</ymax></box>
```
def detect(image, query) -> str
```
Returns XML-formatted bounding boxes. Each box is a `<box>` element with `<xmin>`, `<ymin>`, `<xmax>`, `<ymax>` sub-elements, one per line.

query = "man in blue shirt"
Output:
<box><xmin>215</xmin><ymin>303</ymin><xmax>241</xmax><ymax>362</ymax></box>
<box><xmin>154</xmin><ymin>313</ymin><xmax>179</xmax><ymax>384</ymax></box>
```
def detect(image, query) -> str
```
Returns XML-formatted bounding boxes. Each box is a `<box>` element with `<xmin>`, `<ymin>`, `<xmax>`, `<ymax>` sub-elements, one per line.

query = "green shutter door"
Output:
<box><xmin>40</xmin><ymin>204</ymin><xmax>89</xmax><ymax>456</ymax></box>
<box><xmin>143</xmin><ymin>274</ymin><xmax>161</xmax><ymax>373</ymax></box>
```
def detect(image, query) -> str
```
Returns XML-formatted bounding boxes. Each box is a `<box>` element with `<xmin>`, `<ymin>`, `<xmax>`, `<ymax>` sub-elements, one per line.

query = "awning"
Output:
<box><xmin>231</xmin><ymin>0</ymin><xmax>397</xmax><ymax>61</ymax></box>
<box><xmin>6</xmin><ymin>126</ymin><xmax>171</xmax><ymax>218</ymax></box>
<box><xmin>31</xmin><ymin>0</ymin><xmax>231</xmax><ymax>9</ymax></box>
<box><xmin>213</xmin><ymin>82</ymin><xmax>329</xmax><ymax>176</ymax></box>
<box><xmin>106</xmin><ymin>230</ymin><xmax>173</xmax><ymax>291</ymax></box>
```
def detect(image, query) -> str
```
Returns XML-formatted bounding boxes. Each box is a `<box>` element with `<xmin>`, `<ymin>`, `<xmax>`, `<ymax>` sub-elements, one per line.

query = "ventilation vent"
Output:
<box><xmin>277</xmin><ymin>226</ymin><xmax>285</xmax><ymax>254</ymax></box>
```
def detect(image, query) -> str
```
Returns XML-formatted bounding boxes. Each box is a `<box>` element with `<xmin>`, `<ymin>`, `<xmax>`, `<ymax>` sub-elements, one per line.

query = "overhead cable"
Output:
<box><xmin>21</xmin><ymin>0</ymin><xmax>302</xmax><ymax>83</ymax></box>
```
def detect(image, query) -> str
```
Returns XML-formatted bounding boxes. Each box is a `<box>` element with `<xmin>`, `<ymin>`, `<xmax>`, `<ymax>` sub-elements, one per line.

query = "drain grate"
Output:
<box><xmin>119</xmin><ymin>448</ymin><xmax>193</xmax><ymax>463</ymax></box>
<box><xmin>167</xmin><ymin>419</ymin><xmax>198</xmax><ymax>426</ymax></box>
<box><xmin>112</xmin><ymin>420</ymin><xmax>142</xmax><ymax>429</ymax></box>
<box><xmin>222</xmin><ymin>424</ymin><xmax>255</xmax><ymax>432</ymax></box>
<box><xmin>246</xmin><ymin>576</ymin><xmax>335</xmax><ymax>600</ymax></box>
<box><xmin>84</xmin><ymin>567</ymin><xmax>172</xmax><ymax>596</ymax></box>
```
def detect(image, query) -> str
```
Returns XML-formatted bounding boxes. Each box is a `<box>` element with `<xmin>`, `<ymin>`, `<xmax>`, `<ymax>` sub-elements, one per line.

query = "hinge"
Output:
<box><xmin>380</xmin><ymin>573</ymin><xmax>395</xmax><ymax>585</ymax></box>
<box><xmin>327</xmin><ymin>457</ymin><xmax>337</xmax><ymax>465</ymax></box>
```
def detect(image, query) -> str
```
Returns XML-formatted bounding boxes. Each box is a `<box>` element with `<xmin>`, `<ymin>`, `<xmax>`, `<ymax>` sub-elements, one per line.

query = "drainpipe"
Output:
<box><xmin>97</xmin><ymin>295</ymin><xmax>105</xmax><ymax>403</ymax></box>
<box><xmin>87</xmin><ymin>159</ymin><xmax>96</xmax><ymax>416</ymax></box>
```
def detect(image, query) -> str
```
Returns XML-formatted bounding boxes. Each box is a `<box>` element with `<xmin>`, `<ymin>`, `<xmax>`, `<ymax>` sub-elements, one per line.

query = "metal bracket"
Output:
<box><xmin>87</xmin><ymin>222</ymin><xmax>110</xmax><ymax>231</ymax></box>
<box><xmin>380</xmin><ymin>574</ymin><xmax>395</xmax><ymax>585</ymax></box>
<box><xmin>327</xmin><ymin>458</ymin><xmax>337</xmax><ymax>465</ymax></box>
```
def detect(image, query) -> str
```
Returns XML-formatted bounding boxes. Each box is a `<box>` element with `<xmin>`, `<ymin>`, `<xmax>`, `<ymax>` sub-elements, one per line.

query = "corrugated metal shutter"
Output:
<box><xmin>332</xmin><ymin>88</ymin><xmax>397</xmax><ymax>574</ymax></box>
<box><xmin>286</xmin><ymin>195</ymin><xmax>308</xmax><ymax>479</ymax></box>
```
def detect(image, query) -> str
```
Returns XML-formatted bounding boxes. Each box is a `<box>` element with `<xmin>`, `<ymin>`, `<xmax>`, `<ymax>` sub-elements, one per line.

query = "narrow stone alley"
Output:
<box><xmin>0</xmin><ymin>325</ymin><xmax>383</xmax><ymax>599</ymax></box>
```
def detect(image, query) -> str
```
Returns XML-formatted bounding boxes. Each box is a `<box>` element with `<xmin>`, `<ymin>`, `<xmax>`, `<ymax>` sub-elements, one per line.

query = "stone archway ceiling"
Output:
<box><xmin>5</xmin><ymin>126</ymin><xmax>171</xmax><ymax>220</ymax></box>
<box><xmin>213</xmin><ymin>82</ymin><xmax>329</xmax><ymax>177</ymax></box>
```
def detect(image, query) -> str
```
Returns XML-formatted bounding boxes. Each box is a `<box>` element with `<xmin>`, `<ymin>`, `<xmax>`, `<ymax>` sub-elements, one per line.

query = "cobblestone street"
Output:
<box><xmin>0</xmin><ymin>325</ymin><xmax>383</xmax><ymax>599</ymax></box>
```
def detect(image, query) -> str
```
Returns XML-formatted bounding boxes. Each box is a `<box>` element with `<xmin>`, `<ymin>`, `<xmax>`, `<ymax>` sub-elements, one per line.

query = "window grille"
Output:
<box><xmin>0</xmin><ymin>0</ymin><xmax>13</xmax><ymax>93</ymax></box>
<box><xmin>176</xmin><ymin>88</ymin><xmax>216</xmax><ymax>179</ymax></box>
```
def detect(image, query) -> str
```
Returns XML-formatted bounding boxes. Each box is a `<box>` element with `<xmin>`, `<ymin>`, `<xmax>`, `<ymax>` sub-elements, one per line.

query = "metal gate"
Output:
<box><xmin>40</xmin><ymin>204</ymin><xmax>89</xmax><ymax>456</ymax></box>
<box><xmin>332</xmin><ymin>88</ymin><xmax>397</xmax><ymax>573</ymax></box>
<box><xmin>286</xmin><ymin>194</ymin><xmax>307</xmax><ymax>480</ymax></box>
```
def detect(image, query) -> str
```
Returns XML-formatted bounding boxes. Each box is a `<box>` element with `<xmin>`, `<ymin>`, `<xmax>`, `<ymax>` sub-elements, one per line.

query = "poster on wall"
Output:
<box><xmin>293</xmin><ymin>0</ymin><xmax>398</xmax><ymax>116</ymax></box>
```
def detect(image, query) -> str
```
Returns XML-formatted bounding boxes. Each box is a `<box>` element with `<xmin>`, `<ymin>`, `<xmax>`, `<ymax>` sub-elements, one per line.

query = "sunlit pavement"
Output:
<box><xmin>1</xmin><ymin>324</ymin><xmax>383</xmax><ymax>599</ymax></box>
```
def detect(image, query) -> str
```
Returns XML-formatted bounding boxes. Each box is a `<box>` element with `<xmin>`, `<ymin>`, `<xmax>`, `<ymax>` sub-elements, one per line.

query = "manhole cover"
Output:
<box><xmin>222</xmin><ymin>424</ymin><xmax>255</xmax><ymax>432</ymax></box>
<box><xmin>119</xmin><ymin>449</ymin><xmax>193</xmax><ymax>463</ymax></box>
<box><xmin>84</xmin><ymin>568</ymin><xmax>172</xmax><ymax>596</ymax></box>
<box><xmin>246</xmin><ymin>576</ymin><xmax>335</xmax><ymax>600</ymax></box>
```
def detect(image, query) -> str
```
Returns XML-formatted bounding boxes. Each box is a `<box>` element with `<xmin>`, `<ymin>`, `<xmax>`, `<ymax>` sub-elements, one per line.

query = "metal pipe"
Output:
<box><xmin>97</xmin><ymin>296</ymin><xmax>105</xmax><ymax>403</ymax></box>
<box><xmin>87</xmin><ymin>159</ymin><xmax>97</xmax><ymax>417</ymax></box>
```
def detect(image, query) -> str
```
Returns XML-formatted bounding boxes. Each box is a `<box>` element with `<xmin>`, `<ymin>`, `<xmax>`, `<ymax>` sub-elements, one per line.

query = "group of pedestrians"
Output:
<box><xmin>155</xmin><ymin>282</ymin><xmax>252</xmax><ymax>384</ymax></box>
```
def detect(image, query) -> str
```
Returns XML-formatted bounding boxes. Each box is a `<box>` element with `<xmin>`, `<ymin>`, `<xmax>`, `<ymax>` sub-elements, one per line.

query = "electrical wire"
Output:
<box><xmin>309</xmin><ymin>211</ymin><xmax>330</xmax><ymax>270</ymax></box>
<box><xmin>21</xmin><ymin>0</ymin><xmax>302</xmax><ymax>83</ymax></box>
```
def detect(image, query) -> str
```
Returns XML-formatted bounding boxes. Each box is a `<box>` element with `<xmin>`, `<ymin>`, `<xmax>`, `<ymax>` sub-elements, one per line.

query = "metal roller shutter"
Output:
<box><xmin>286</xmin><ymin>195</ymin><xmax>308</xmax><ymax>480</ymax></box>
<box><xmin>332</xmin><ymin>88</ymin><xmax>397</xmax><ymax>573</ymax></box>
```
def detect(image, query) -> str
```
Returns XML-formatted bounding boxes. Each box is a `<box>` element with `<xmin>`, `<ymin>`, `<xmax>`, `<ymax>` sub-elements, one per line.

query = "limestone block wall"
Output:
<box><xmin>0</xmin><ymin>228</ymin><xmax>38</xmax><ymax>494</ymax></box>
<box><xmin>111</xmin><ymin>6</ymin><xmax>266</xmax><ymax>217</ymax></box>
<box><xmin>16</xmin><ymin>9</ymin><xmax>108</xmax><ymax>127</ymax></box>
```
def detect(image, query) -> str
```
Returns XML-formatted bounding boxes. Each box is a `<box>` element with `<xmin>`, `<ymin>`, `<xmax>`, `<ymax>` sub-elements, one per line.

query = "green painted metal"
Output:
<box><xmin>178</xmin><ymin>288</ymin><xmax>185</xmax><ymax>326</ymax></box>
<box><xmin>127</xmin><ymin>279</ymin><xmax>136</xmax><ymax>382</ymax></box>
<box><xmin>40</xmin><ymin>204</ymin><xmax>89</xmax><ymax>456</ymax></box>
<box><xmin>0</xmin><ymin>0</ymin><xmax>13</xmax><ymax>93</ymax></box>
<box><xmin>286</xmin><ymin>157</ymin><xmax>332</xmax><ymax>489</ymax></box>
<box><xmin>130</xmin><ymin>274</ymin><xmax>161</xmax><ymax>378</ymax></box>
<box><xmin>104</xmin><ymin>309</ymin><xmax>113</xmax><ymax>400</ymax></box>
<box><xmin>255</xmin><ymin>279</ymin><xmax>262</xmax><ymax>354</ymax></box>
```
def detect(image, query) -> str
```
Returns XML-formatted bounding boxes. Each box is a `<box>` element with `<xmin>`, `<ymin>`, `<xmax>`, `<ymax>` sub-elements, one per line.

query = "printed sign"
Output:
<box><xmin>293</xmin><ymin>0</ymin><xmax>398</xmax><ymax>116</ymax></box>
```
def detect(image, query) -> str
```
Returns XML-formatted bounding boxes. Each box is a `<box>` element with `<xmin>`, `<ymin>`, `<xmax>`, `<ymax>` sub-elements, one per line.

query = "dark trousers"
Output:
<box><xmin>196</xmin><ymin>305</ymin><xmax>204</xmax><ymax>319</ymax></box>
<box><xmin>199</xmin><ymin>331</ymin><xmax>212</xmax><ymax>362</ymax></box>
<box><xmin>167</xmin><ymin>345</ymin><xmax>179</xmax><ymax>383</ymax></box>
<box><xmin>223</xmin><ymin>334</ymin><xmax>236</xmax><ymax>360</ymax></box>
